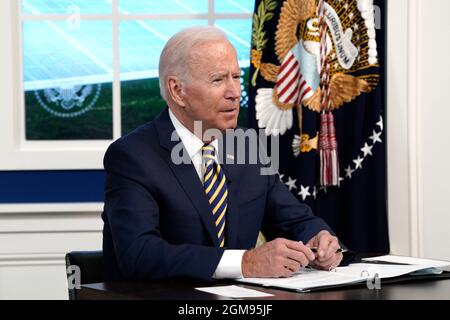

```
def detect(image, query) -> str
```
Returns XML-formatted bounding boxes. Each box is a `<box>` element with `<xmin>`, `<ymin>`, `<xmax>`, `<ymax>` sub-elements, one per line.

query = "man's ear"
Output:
<box><xmin>167</xmin><ymin>76</ymin><xmax>186</xmax><ymax>107</ymax></box>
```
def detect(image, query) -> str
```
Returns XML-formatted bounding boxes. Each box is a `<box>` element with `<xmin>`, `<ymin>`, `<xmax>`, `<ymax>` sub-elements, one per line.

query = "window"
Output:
<box><xmin>0</xmin><ymin>0</ymin><xmax>252</xmax><ymax>170</ymax></box>
<box><xmin>21</xmin><ymin>0</ymin><xmax>253</xmax><ymax>142</ymax></box>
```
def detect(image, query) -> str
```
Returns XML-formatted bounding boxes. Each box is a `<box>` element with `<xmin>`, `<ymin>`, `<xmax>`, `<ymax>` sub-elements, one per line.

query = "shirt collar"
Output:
<box><xmin>168</xmin><ymin>108</ymin><xmax>219</xmax><ymax>158</ymax></box>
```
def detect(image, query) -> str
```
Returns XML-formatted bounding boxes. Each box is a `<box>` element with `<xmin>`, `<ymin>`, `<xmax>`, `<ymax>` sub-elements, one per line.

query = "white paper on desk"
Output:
<box><xmin>237</xmin><ymin>263</ymin><xmax>446</xmax><ymax>292</ymax></box>
<box><xmin>336</xmin><ymin>263</ymin><xmax>443</xmax><ymax>279</ymax></box>
<box><xmin>195</xmin><ymin>285</ymin><xmax>274</xmax><ymax>298</ymax></box>
<box><xmin>362</xmin><ymin>255</ymin><xmax>450</xmax><ymax>268</ymax></box>
<box><xmin>237</xmin><ymin>268</ymin><xmax>364</xmax><ymax>292</ymax></box>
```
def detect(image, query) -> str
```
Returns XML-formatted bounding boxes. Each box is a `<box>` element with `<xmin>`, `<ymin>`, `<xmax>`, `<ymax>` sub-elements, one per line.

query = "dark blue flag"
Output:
<box><xmin>247</xmin><ymin>0</ymin><xmax>389</xmax><ymax>253</ymax></box>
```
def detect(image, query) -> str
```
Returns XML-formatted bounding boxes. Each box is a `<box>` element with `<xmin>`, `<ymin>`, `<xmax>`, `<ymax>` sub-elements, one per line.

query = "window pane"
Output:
<box><xmin>120</xmin><ymin>20</ymin><xmax>207</xmax><ymax>135</ymax></box>
<box><xmin>23</xmin><ymin>21</ymin><xmax>113</xmax><ymax>140</ymax></box>
<box><xmin>119</xmin><ymin>0</ymin><xmax>208</xmax><ymax>15</ymax></box>
<box><xmin>22</xmin><ymin>0</ymin><xmax>112</xmax><ymax>14</ymax></box>
<box><xmin>214</xmin><ymin>0</ymin><xmax>254</xmax><ymax>13</ymax></box>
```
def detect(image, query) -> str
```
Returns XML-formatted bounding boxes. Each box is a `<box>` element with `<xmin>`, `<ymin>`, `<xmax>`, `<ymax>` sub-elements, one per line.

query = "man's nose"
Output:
<box><xmin>225</xmin><ymin>78</ymin><xmax>241</xmax><ymax>100</ymax></box>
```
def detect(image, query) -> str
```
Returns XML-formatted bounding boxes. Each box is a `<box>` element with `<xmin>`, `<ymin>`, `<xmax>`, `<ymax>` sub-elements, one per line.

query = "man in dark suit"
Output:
<box><xmin>102</xmin><ymin>26</ymin><xmax>343</xmax><ymax>281</ymax></box>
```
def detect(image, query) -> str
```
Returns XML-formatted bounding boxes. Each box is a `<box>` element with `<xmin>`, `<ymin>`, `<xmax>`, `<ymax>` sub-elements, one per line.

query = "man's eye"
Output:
<box><xmin>213</xmin><ymin>78</ymin><xmax>223</xmax><ymax>83</ymax></box>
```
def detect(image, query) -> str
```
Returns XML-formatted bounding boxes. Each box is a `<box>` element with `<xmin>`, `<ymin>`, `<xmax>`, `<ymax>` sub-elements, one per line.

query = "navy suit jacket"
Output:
<box><xmin>102</xmin><ymin>108</ymin><xmax>333</xmax><ymax>281</ymax></box>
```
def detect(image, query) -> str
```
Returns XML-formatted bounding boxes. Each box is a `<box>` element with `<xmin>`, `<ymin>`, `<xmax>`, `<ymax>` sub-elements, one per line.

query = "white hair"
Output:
<box><xmin>158</xmin><ymin>26</ymin><xmax>229</xmax><ymax>101</ymax></box>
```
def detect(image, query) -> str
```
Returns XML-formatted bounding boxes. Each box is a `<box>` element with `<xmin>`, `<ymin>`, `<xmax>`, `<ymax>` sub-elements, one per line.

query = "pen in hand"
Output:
<box><xmin>309</xmin><ymin>247</ymin><xmax>347</xmax><ymax>254</ymax></box>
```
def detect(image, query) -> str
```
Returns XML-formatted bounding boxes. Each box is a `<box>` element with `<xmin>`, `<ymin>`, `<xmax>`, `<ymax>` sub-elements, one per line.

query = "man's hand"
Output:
<box><xmin>241</xmin><ymin>238</ymin><xmax>316</xmax><ymax>278</ymax></box>
<box><xmin>306</xmin><ymin>230</ymin><xmax>343</xmax><ymax>270</ymax></box>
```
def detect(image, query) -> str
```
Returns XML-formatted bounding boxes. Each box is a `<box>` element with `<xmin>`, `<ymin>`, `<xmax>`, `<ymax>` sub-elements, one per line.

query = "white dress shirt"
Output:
<box><xmin>168</xmin><ymin>109</ymin><xmax>245</xmax><ymax>279</ymax></box>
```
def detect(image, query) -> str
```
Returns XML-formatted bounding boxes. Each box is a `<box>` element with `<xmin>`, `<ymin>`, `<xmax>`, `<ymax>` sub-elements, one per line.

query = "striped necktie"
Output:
<box><xmin>202</xmin><ymin>144</ymin><xmax>227</xmax><ymax>247</ymax></box>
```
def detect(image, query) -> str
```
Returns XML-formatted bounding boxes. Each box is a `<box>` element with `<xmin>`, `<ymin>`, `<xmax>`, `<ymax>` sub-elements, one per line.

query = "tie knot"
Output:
<box><xmin>202</xmin><ymin>144</ymin><xmax>216</xmax><ymax>159</ymax></box>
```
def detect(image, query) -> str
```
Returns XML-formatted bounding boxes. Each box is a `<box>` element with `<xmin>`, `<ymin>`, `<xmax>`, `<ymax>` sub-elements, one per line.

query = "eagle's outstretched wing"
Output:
<box><xmin>255</xmin><ymin>88</ymin><xmax>294</xmax><ymax>136</ymax></box>
<box><xmin>275</xmin><ymin>0</ymin><xmax>315</xmax><ymax>61</ymax></box>
<box><xmin>303</xmin><ymin>73</ymin><xmax>371</xmax><ymax>112</ymax></box>
<box><xmin>81</xmin><ymin>85</ymin><xmax>92</xmax><ymax>97</ymax></box>
<box><xmin>44</xmin><ymin>88</ymin><xmax>59</xmax><ymax>103</ymax></box>
<box><xmin>330</xmin><ymin>73</ymin><xmax>371</xmax><ymax>108</ymax></box>
<box><xmin>260</xmin><ymin>63</ymin><xmax>279</xmax><ymax>83</ymax></box>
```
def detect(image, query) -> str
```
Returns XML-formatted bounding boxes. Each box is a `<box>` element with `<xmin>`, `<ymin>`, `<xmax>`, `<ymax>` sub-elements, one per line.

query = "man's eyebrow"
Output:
<box><xmin>209</xmin><ymin>72</ymin><xmax>227</xmax><ymax>78</ymax></box>
<box><xmin>209</xmin><ymin>70</ymin><xmax>241</xmax><ymax>78</ymax></box>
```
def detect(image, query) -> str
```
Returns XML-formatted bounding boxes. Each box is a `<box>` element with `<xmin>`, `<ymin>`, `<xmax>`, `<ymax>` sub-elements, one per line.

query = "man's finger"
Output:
<box><xmin>283</xmin><ymin>257</ymin><xmax>301</xmax><ymax>272</ymax></box>
<box><xmin>315</xmin><ymin>253</ymin><xmax>343</xmax><ymax>270</ymax></box>
<box><xmin>331</xmin><ymin>253</ymin><xmax>344</xmax><ymax>269</ymax></box>
<box><xmin>286</xmin><ymin>240</ymin><xmax>315</xmax><ymax>260</ymax></box>
<box><xmin>286</xmin><ymin>250</ymin><xmax>309</xmax><ymax>268</ymax></box>
<box><xmin>306</xmin><ymin>236</ymin><xmax>318</xmax><ymax>248</ymax></box>
<box><xmin>322</xmin><ymin>241</ymin><xmax>340</xmax><ymax>261</ymax></box>
<box><xmin>317</xmin><ymin>235</ymin><xmax>333</xmax><ymax>258</ymax></box>
<box><xmin>315</xmin><ymin>249</ymin><xmax>341</xmax><ymax>265</ymax></box>
<box><xmin>324</xmin><ymin>254</ymin><xmax>343</xmax><ymax>271</ymax></box>
<box><xmin>314</xmin><ymin>254</ymin><xmax>336</xmax><ymax>268</ymax></box>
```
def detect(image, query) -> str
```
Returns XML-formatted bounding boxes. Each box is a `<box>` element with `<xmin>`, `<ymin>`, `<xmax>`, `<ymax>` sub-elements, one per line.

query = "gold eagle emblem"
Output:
<box><xmin>252</xmin><ymin>0</ymin><xmax>380</xmax><ymax>153</ymax></box>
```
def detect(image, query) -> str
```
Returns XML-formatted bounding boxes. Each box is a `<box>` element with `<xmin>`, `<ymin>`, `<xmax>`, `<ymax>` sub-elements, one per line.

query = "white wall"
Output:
<box><xmin>388</xmin><ymin>0</ymin><xmax>450</xmax><ymax>260</ymax></box>
<box><xmin>417</xmin><ymin>0</ymin><xmax>450</xmax><ymax>260</ymax></box>
<box><xmin>0</xmin><ymin>204</ymin><xmax>103</xmax><ymax>300</ymax></box>
<box><xmin>387</xmin><ymin>0</ymin><xmax>412</xmax><ymax>256</ymax></box>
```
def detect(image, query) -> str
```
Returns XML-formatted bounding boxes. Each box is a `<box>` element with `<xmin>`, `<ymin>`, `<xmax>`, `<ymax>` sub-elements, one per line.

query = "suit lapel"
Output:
<box><xmin>155</xmin><ymin>108</ymin><xmax>220</xmax><ymax>247</ymax></box>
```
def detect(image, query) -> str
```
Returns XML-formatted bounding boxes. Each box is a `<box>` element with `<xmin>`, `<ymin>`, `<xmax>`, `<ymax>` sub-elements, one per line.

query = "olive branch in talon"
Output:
<box><xmin>251</xmin><ymin>0</ymin><xmax>277</xmax><ymax>86</ymax></box>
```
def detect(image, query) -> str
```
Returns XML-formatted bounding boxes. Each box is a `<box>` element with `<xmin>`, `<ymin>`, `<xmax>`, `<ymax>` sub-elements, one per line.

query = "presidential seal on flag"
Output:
<box><xmin>248</xmin><ymin>0</ymin><xmax>389</xmax><ymax>254</ymax></box>
<box><xmin>252</xmin><ymin>0</ymin><xmax>379</xmax><ymax>153</ymax></box>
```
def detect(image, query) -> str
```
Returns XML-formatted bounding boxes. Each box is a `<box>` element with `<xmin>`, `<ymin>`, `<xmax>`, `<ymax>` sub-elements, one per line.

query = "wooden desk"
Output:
<box><xmin>79</xmin><ymin>277</ymin><xmax>450</xmax><ymax>300</ymax></box>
